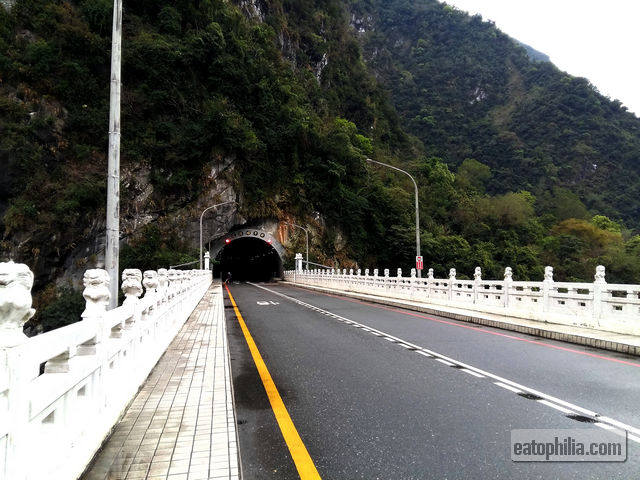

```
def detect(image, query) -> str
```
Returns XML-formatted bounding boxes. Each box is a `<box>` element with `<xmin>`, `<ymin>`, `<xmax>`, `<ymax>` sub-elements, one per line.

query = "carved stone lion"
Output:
<box><xmin>474</xmin><ymin>267</ymin><xmax>482</xmax><ymax>282</ymax></box>
<box><xmin>121</xmin><ymin>268</ymin><xmax>143</xmax><ymax>305</ymax></box>
<box><xmin>157</xmin><ymin>268</ymin><xmax>168</xmax><ymax>289</ymax></box>
<box><xmin>0</xmin><ymin>261</ymin><xmax>35</xmax><ymax>346</ymax></box>
<box><xmin>544</xmin><ymin>266</ymin><xmax>554</xmax><ymax>283</ymax></box>
<box><xmin>504</xmin><ymin>266</ymin><xmax>513</xmax><ymax>281</ymax></box>
<box><xmin>594</xmin><ymin>265</ymin><xmax>606</xmax><ymax>284</ymax></box>
<box><xmin>81</xmin><ymin>269</ymin><xmax>111</xmax><ymax>318</ymax></box>
<box><xmin>143</xmin><ymin>270</ymin><xmax>159</xmax><ymax>293</ymax></box>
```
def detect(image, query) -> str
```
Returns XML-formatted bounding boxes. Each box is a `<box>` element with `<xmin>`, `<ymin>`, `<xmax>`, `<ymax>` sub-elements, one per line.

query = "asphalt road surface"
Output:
<box><xmin>224</xmin><ymin>282</ymin><xmax>640</xmax><ymax>479</ymax></box>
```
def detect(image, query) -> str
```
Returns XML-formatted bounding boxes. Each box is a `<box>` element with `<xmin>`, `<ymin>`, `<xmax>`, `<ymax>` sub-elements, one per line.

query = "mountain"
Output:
<box><xmin>2</xmin><ymin>0</ymin><xmax>640</xmax><ymax>330</ymax></box>
<box><xmin>516</xmin><ymin>41</ymin><xmax>550</xmax><ymax>63</ymax></box>
<box><xmin>349</xmin><ymin>0</ymin><xmax>640</xmax><ymax>227</ymax></box>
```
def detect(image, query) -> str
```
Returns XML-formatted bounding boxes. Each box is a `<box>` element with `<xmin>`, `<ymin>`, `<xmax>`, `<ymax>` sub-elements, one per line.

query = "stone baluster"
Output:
<box><xmin>168</xmin><ymin>269</ymin><xmax>178</xmax><ymax>299</ymax></box>
<box><xmin>143</xmin><ymin>270</ymin><xmax>158</xmax><ymax>300</ymax></box>
<box><xmin>543</xmin><ymin>266</ymin><xmax>554</xmax><ymax>313</ymax></box>
<box><xmin>409</xmin><ymin>268</ymin><xmax>417</xmax><ymax>297</ymax></box>
<box><xmin>81</xmin><ymin>269</ymin><xmax>111</xmax><ymax>320</ymax></box>
<box><xmin>448</xmin><ymin>268</ymin><xmax>456</xmax><ymax>300</ymax></box>
<box><xmin>593</xmin><ymin>265</ymin><xmax>606</xmax><ymax>323</ymax></box>
<box><xmin>426</xmin><ymin>268</ymin><xmax>434</xmax><ymax>298</ymax></box>
<box><xmin>157</xmin><ymin>268</ymin><xmax>169</xmax><ymax>303</ymax></box>
<box><xmin>503</xmin><ymin>267</ymin><xmax>513</xmax><ymax>307</ymax></box>
<box><xmin>142</xmin><ymin>270</ymin><xmax>159</xmax><ymax>319</ymax></box>
<box><xmin>120</xmin><ymin>268</ymin><xmax>142</xmax><ymax>333</ymax></box>
<box><xmin>122</xmin><ymin>269</ymin><xmax>143</xmax><ymax>307</ymax></box>
<box><xmin>0</xmin><ymin>262</ymin><xmax>37</xmax><ymax>480</ymax></box>
<box><xmin>0</xmin><ymin>261</ymin><xmax>35</xmax><ymax>347</ymax></box>
<box><xmin>473</xmin><ymin>267</ymin><xmax>482</xmax><ymax>303</ymax></box>
<box><xmin>75</xmin><ymin>269</ymin><xmax>111</xmax><ymax>358</ymax></box>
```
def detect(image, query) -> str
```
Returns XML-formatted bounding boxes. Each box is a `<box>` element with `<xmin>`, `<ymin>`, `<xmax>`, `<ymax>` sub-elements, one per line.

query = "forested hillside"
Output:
<box><xmin>0</xmin><ymin>0</ymin><xmax>419</xmax><ymax>312</ymax></box>
<box><xmin>2</xmin><ymin>0</ymin><xmax>640</xmax><ymax>330</ymax></box>
<box><xmin>351</xmin><ymin>0</ymin><xmax>640</xmax><ymax>225</ymax></box>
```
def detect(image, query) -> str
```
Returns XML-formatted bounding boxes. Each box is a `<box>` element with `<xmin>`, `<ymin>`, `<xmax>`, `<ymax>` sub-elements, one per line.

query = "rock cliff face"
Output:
<box><xmin>236</xmin><ymin>0</ymin><xmax>267</xmax><ymax>22</ymax></box>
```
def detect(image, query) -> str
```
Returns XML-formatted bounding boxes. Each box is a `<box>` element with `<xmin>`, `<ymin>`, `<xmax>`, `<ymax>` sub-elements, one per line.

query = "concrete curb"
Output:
<box><xmin>284</xmin><ymin>282</ymin><xmax>640</xmax><ymax>358</ymax></box>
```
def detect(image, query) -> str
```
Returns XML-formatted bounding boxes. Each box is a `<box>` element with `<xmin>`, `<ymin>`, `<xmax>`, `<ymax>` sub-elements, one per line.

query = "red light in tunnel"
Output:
<box><xmin>225</xmin><ymin>238</ymin><xmax>231</xmax><ymax>244</ymax></box>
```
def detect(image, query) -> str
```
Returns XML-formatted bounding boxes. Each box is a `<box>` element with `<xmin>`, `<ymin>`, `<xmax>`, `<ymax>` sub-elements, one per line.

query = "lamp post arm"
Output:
<box><xmin>200</xmin><ymin>201</ymin><xmax>238</xmax><ymax>269</ymax></box>
<box><xmin>365</xmin><ymin>158</ymin><xmax>421</xmax><ymax>276</ymax></box>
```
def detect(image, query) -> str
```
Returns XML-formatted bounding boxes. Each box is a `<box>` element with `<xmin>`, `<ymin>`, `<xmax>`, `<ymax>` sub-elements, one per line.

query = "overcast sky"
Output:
<box><xmin>441</xmin><ymin>0</ymin><xmax>640</xmax><ymax>116</ymax></box>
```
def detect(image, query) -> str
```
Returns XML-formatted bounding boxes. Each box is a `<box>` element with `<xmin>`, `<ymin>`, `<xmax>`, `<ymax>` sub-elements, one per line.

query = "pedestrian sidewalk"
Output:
<box><xmin>285</xmin><ymin>282</ymin><xmax>640</xmax><ymax>357</ymax></box>
<box><xmin>81</xmin><ymin>282</ymin><xmax>240</xmax><ymax>480</ymax></box>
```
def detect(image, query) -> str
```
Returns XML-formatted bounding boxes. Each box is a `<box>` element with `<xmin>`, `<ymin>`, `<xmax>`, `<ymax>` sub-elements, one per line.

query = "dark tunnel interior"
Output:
<box><xmin>214</xmin><ymin>237</ymin><xmax>283</xmax><ymax>282</ymax></box>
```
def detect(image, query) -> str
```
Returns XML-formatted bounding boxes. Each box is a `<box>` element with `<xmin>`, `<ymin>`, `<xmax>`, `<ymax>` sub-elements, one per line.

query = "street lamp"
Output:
<box><xmin>284</xmin><ymin>222</ymin><xmax>309</xmax><ymax>270</ymax></box>
<box><xmin>200</xmin><ymin>201</ymin><xmax>237</xmax><ymax>269</ymax></box>
<box><xmin>105</xmin><ymin>0</ymin><xmax>123</xmax><ymax>309</ymax></box>
<box><xmin>365</xmin><ymin>158</ymin><xmax>421</xmax><ymax>278</ymax></box>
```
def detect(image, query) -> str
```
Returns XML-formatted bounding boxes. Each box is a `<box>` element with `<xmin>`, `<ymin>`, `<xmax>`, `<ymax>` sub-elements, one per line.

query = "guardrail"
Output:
<box><xmin>284</xmin><ymin>265</ymin><xmax>640</xmax><ymax>336</ymax></box>
<box><xmin>0</xmin><ymin>262</ymin><xmax>212</xmax><ymax>480</ymax></box>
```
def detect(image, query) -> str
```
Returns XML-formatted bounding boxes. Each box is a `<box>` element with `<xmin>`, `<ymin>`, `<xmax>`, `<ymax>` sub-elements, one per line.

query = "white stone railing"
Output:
<box><xmin>284</xmin><ymin>265</ymin><xmax>640</xmax><ymax>336</ymax></box>
<box><xmin>0</xmin><ymin>262</ymin><xmax>212</xmax><ymax>480</ymax></box>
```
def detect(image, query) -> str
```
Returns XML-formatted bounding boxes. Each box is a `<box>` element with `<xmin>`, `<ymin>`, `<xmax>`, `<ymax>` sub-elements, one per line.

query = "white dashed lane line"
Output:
<box><xmin>249</xmin><ymin>283</ymin><xmax>640</xmax><ymax>444</ymax></box>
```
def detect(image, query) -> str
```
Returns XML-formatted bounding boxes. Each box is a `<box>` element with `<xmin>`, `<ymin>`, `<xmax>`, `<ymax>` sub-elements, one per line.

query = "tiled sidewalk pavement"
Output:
<box><xmin>82</xmin><ymin>283</ymin><xmax>240</xmax><ymax>480</ymax></box>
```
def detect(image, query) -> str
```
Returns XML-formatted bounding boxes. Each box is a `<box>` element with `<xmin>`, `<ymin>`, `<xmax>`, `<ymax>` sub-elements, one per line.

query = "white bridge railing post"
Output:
<box><xmin>283</xmin><ymin>263</ymin><xmax>640</xmax><ymax>337</ymax></box>
<box><xmin>1</xmin><ymin>261</ymin><xmax>212</xmax><ymax>480</ymax></box>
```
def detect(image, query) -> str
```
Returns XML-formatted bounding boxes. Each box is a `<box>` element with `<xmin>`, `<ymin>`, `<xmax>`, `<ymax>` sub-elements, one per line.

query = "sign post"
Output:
<box><xmin>416</xmin><ymin>256</ymin><xmax>423</xmax><ymax>271</ymax></box>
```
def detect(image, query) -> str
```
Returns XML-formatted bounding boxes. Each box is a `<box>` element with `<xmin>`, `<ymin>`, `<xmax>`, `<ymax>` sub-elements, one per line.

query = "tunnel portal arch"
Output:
<box><xmin>210</xmin><ymin>228</ymin><xmax>285</xmax><ymax>282</ymax></box>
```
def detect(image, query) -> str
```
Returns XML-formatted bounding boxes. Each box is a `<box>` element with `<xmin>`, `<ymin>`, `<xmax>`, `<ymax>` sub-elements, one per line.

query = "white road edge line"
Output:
<box><xmin>537</xmin><ymin>399</ymin><xmax>574</xmax><ymax>415</ymax></box>
<box><xmin>461</xmin><ymin>369</ymin><xmax>484</xmax><ymax>378</ymax></box>
<box><xmin>494</xmin><ymin>382</ymin><xmax>522</xmax><ymax>394</ymax></box>
<box><xmin>248</xmin><ymin>283</ymin><xmax>640</xmax><ymax>442</ymax></box>
<box><xmin>436</xmin><ymin>358</ymin><xmax>455</xmax><ymax>366</ymax></box>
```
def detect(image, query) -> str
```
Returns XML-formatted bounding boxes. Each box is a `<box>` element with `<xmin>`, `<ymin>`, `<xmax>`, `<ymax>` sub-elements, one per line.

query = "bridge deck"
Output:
<box><xmin>81</xmin><ymin>283</ymin><xmax>239</xmax><ymax>480</ymax></box>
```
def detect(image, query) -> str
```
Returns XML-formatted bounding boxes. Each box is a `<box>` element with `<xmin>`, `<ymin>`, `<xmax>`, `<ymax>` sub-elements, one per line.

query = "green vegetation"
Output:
<box><xmin>119</xmin><ymin>224</ymin><xmax>198</xmax><ymax>273</ymax></box>
<box><xmin>3</xmin><ymin>0</ymin><xmax>640</xmax><ymax>321</ymax></box>
<box><xmin>36</xmin><ymin>286</ymin><xmax>85</xmax><ymax>333</ymax></box>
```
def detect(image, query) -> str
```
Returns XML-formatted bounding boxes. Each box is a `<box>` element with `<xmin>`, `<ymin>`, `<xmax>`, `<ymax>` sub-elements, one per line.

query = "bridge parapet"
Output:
<box><xmin>0</xmin><ymin>262</ymin><xmax>212</xmax><ymax>480</ymax></box>
<box><xmin>285</xmin><ymin>264</ymin><xmax>640</xmax><ymax>336</ymax></box>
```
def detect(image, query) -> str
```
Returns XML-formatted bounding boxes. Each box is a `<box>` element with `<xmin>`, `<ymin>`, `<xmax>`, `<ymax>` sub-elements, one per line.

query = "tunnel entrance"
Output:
<box><xmin>214</xmin><ymin>236</ymin><xmax>283</xmax><ymax>282</ymax></box>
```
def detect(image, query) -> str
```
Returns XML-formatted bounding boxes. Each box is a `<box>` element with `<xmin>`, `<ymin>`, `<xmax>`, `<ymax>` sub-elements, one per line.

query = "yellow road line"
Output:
<box><xmin>225</xmin><ymin>285</ymin><xmax>321</xmax><ymax>480</ymax></box>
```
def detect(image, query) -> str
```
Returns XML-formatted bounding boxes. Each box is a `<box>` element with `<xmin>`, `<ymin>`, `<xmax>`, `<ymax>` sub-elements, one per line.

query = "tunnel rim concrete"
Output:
<box><xmin>210</xmin><ymin>228</ymin><xmax>285</xmax><ymax>279</ymax></box>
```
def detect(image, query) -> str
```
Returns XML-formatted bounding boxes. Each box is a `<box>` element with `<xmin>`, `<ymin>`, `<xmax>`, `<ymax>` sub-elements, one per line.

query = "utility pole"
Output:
<box><xmin>105</xmin><ymin>0</ymin><xmax>122</xmax><ymax>309</ymax></box>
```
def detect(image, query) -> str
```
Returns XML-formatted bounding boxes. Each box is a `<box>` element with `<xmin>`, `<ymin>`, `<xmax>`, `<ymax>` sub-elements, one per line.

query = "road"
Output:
<box><xmin>224</xmin><ymin>282</ymin><xmax>640</xmax><ymax>479</ymax></box>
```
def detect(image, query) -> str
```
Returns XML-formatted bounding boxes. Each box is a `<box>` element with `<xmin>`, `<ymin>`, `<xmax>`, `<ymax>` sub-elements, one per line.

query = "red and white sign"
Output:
<box><xmin>416</xmin><ymin>256</ymin><xmax>423</xmax><ymax>270</ymax></box>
